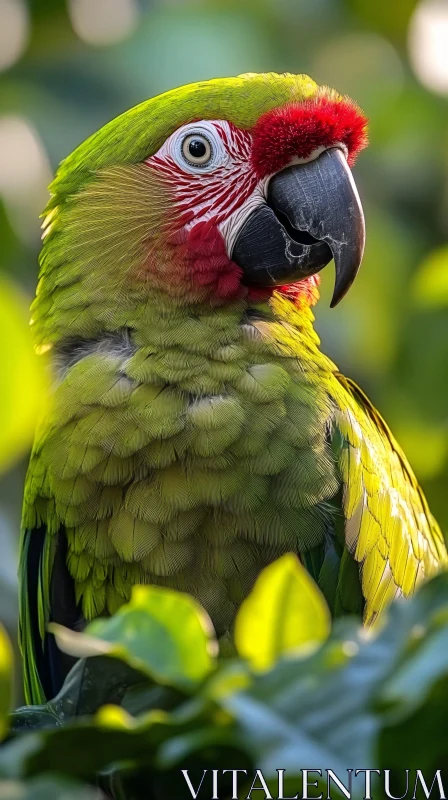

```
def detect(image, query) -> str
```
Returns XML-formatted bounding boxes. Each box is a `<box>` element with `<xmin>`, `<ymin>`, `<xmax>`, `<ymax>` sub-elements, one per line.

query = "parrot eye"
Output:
<box><xmin>182</xmin><ymin>134</ymin><xmax>212</xmax><ymax>166</ymax></box>
<box><xmin>168</xmin><ymin>122</ymin><xmax>228</xmax><ymax>174</ymax></box>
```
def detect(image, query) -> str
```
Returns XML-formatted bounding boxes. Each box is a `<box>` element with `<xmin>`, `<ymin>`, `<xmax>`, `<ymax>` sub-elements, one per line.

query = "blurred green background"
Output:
<box><xmin>0</xmin><ymin>0</ymin><xmax>447</xmax><ymax>673</ymax></box>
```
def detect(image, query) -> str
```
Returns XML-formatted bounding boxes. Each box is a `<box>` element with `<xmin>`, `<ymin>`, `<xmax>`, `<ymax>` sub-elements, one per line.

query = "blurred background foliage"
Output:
<box><xmin>0</xmin><ymin>0</ymin><xmax>447</xmax><ymax>693</ymax></box>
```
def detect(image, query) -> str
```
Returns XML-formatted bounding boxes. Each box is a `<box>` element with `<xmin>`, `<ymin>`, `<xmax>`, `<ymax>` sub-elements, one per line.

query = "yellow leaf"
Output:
<box><xmin>0</xmin><ymin>277</ymin><xmax>48</xmax><ymax>473</ymax></box>
<box><xmin>0</xmin><ymin>624</ymin><xmax>13</xmax><ymax>741</ymax></box>
<box><xmin>95</xmin><ymin>704</ymin><xmax>137</xmax><ymax>730</ymax></box>
<box><xmin>234</xmin><ymin>554</ymin><xmax>331</xmax><ymax>671</ymax></box>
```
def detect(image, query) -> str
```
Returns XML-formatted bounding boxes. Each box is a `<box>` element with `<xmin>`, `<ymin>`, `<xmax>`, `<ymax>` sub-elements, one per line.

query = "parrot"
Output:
<box><xmin>19</xmin><ymin>72</ymin><xmax>447</xmax><ymax>705</ymax></box>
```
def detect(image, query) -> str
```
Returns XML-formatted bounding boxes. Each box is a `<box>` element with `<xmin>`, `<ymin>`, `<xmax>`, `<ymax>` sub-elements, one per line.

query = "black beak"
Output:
<box><xmin>232</xmin><ymin>148</ymin><xmax>365</xmax><ymax>307</ymax></box>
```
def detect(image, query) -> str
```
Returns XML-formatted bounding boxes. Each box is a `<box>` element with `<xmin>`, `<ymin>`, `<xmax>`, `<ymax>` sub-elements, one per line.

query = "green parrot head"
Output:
<box><xmin>34</xmin><ymin>73</ymin><xmax>368</xmax><ymax>347</ymax></box>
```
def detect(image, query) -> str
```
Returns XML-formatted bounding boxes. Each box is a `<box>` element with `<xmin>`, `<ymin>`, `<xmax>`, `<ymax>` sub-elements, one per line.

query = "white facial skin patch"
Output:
<box><xmin>147</xmin><ymin>119</ymin><xmax>347</xmax><ymax>258</ymax></box>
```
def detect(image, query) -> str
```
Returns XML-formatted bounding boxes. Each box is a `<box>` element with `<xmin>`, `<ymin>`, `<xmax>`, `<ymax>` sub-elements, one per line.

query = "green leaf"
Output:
<box><xmin>234</xmin><ymin>554</ymin><xmax>331</xmax><ymax>670</ymax></box>
<box><xmin>221</xmin><ymin>575</ymin><xmax>448</xmax><ymax>781</ymax></box>
<box><xmin>378</xmin><ymin>679</ymin><xmax>448</xmax><ymax>774</ymax></box>
<box><xmin>218</xmin><ymin>621</ymin><xmax>377</xmax><ymax>787</ymax></box>
<box><xmin>53</xmin><ymin>585</ymin><xmax>217</xmax><ymax>690</ymax></box>
<box><xmin>0</xmin><ymin>776</ymin><xmax>100</xmax><ymax>800</ymax></box>
<box><xmin>0</xmin><ymin>709</ymin><xmax>167</xmax><ymax>780</ymax></box>
<box><xmin>4</xmin><ymin>576</ymin><xmax>448</xmax><ymax>792</ymax></box>
<box><xmin>375</xmin><ymin>575</ymin><xmax>448</xmax><ymax>772</ymax></box>
<box><xmin>0</xmin><ymin>693</ymin><xmax>219</xmax><ymax>782</ymax></box>
<box><xmin>0</xmin><ymin>624</ymin><xmax>13</xmax><ymax>741</ymax></box>
<box><xmin>374</xmin><ymin>573</ymin><xmax>448</xmax><ymax>720</ymax></box>
<box><xmin>11</xmin><ymin>656</ymin><xmax>148</xmax><ymax>732</ymax></box>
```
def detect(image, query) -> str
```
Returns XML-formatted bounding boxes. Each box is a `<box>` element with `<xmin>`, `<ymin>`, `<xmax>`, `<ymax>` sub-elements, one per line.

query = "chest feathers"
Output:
<box><xmin>23</xmin><ymin>293</ymin><xmax>339</xmax><ymax>634</ymax></box>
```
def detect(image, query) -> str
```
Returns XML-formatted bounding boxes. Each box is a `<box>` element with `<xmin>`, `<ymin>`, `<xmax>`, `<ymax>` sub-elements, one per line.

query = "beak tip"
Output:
<box><xmin>329</xmin><ymin>262</ymin><xmax>359</xmax><ymax>308</ymax></box>
<box><xmin>330</xmin><ymin>237</ymin><xmax>365</xmax><ymax>308</ymax></box>
<box><xmin>330</xmin><ymin>287</ymin><xmax>345</xmax><ymax>308</ymax></box>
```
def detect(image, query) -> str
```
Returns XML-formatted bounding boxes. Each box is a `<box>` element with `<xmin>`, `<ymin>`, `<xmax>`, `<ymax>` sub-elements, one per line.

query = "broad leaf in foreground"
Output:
<box><xmin>235</xmin><ymin>553</ymin><xmax>331</xmax><ymax>670</ymax></box>
<box><xmin>52</xmin><ymin>585</ymin><xmax>217</xmax><ymax>690</ymax></box>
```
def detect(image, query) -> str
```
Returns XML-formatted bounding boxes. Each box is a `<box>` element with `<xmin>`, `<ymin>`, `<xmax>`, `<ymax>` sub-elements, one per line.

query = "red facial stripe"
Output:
<box><xmin>251</xmin><ymin>95</ymin><xmax>368</xmax><ymax>178</ymax></box>
<box><xmin>147</xmin><ymin>123</ymin><xmax>256</xmax><ymax>230</ymax></box>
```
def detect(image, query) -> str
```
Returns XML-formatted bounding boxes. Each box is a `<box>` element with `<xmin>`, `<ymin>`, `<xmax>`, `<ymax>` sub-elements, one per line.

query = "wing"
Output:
<box><xmin>19</xmin><ymin>522</ymin><xmax>80</xmax><ymax>704</ymax></box>
<box><xmin>330</xmin><ymin>373</ymin><xmax>447</xmax><ymax>623</ymax></box>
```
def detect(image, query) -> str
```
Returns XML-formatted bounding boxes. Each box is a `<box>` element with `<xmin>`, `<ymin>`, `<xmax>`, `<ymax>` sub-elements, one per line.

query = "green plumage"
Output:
<box><xmin>20</xmin><ymin>73</ymin><xmax>447</xmax><ymax>705</ymax></box>
<box><xmin>24</xmin><ymin>294</ymin><xmax>338</xmax><ymax>620</ymax></box>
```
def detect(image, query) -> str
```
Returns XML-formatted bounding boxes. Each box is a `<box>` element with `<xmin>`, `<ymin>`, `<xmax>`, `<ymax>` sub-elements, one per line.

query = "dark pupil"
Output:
<box><xmin>189</xmin><ymin>139</ymin><xmax>207</xmax><ymax>159</ymax></box>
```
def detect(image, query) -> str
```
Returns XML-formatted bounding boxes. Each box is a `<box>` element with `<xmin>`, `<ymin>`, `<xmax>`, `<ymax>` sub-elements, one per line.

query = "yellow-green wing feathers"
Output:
<box><xmin>331</xmin><ymin>373</ymin><xmax>447</xmax><ymax>623</ymax></box>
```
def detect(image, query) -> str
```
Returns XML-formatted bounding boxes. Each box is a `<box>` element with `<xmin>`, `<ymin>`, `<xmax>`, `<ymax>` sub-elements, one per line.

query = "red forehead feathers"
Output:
<box><xmin>251</xmin><ymin>94</ymin><xmax>368</xmax><ymax>178</ymax></box>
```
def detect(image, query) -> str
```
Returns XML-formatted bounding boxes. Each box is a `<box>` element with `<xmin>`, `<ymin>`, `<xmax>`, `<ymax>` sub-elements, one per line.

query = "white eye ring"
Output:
<box><xmin>167</xmin><ymin>121</ymin><xmax>229</xmax><ymax>175</ymax></box>
<box><xmin>181</xmin><ymin>133</ymin><xmax>212</xmax><ymax>166</ymax></box>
